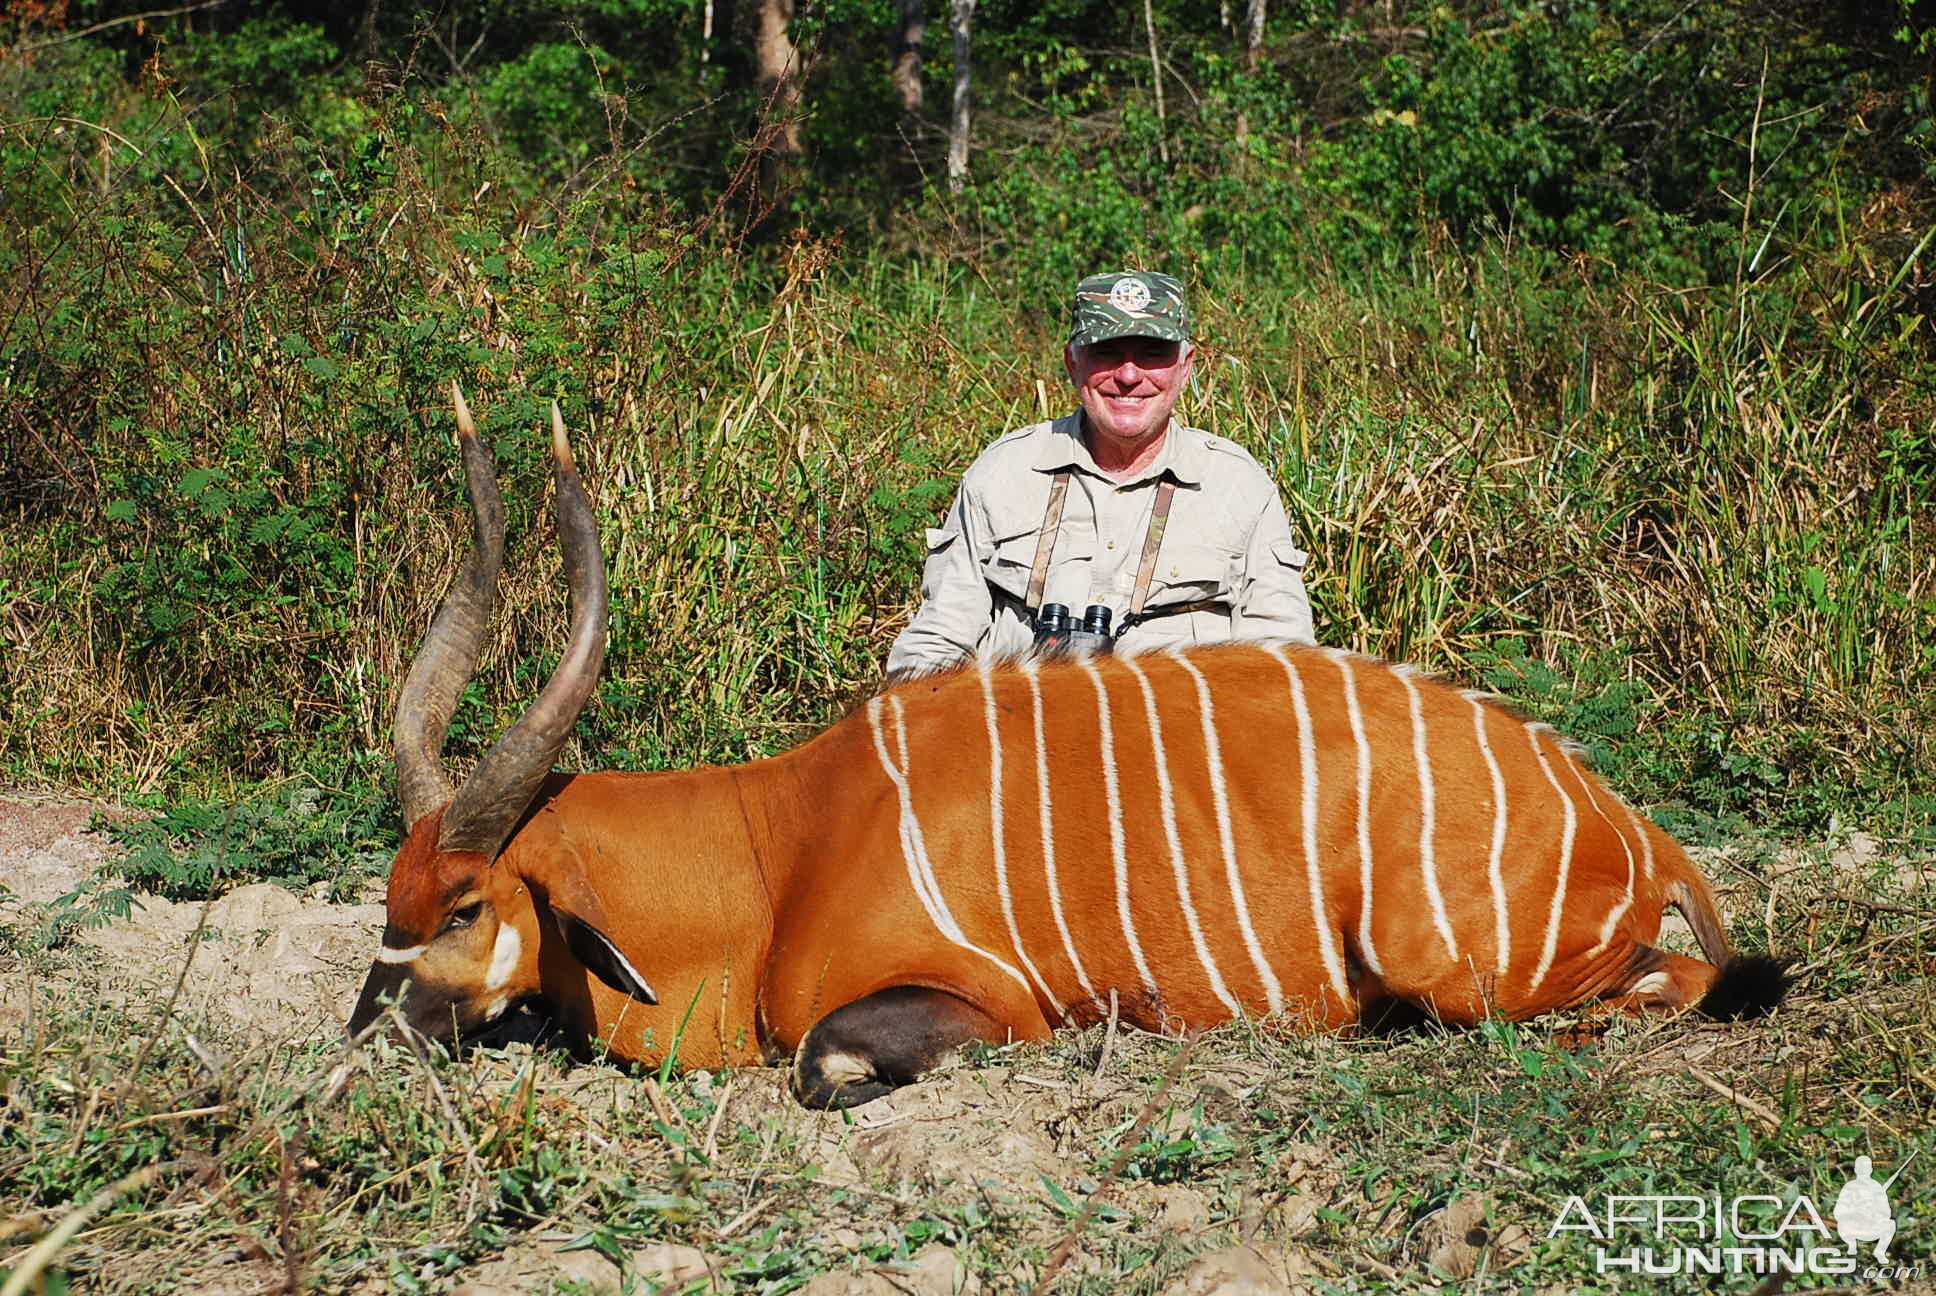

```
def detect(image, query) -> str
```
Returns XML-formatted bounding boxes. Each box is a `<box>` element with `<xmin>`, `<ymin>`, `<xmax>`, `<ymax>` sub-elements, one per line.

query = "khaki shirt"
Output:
<box><xmin>886</xmin><ymin>414</ymin><xmax>1314</xmax><ymax>676</ymax></box>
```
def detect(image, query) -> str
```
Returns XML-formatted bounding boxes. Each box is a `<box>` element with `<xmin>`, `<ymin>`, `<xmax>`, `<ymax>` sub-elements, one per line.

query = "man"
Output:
<box><xmin>886</xmin><ymin>270</ymin><xmax>1314</xmax><ymax>679</ymax></box>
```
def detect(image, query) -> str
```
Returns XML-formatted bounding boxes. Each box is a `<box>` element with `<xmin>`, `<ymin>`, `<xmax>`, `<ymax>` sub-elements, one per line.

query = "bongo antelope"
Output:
<box><xmin>349</xmin><ymin>390</ymin><xmax>1787</xmax><ymax>1108</ymax></box>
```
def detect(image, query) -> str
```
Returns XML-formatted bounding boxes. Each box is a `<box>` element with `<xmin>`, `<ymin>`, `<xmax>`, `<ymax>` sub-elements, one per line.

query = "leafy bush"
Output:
<box><xmin>476</xmin><ymin>41</ymin><xmax>616</xmax><ymax>172</ymax></box>
<box><xmin>0</xmin><ymin>0</ymin><xmax>1930</xmax><ymax>856</ymax></box>
<box><xmin>104</xmin><ymin>783</ymin><xmax>396</xmax><ymax>901</ymax></box>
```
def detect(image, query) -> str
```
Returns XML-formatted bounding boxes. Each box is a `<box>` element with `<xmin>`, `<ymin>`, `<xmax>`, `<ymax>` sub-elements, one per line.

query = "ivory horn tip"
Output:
<box><xmin>550</xmin><ymin>402</ymin><xmax>576</xmax><ymax>472</ymax></box>
<box><xmin>451</xmin><ymin>381</ymin><xmax>478</xmax><ymax>443</ymax></box>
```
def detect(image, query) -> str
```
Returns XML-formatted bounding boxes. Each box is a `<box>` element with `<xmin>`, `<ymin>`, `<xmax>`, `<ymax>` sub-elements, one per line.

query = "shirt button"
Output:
<box><xmin>1106</xmin><ymin>540</ymin><xmax>1116</xmax><ymax>549</ymax></box>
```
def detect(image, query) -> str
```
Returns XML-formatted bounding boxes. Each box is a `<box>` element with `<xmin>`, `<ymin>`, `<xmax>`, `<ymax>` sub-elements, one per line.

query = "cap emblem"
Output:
<box><xmin>1108</xmin><ymin>277</ymin><xmax>1152</xmax><ymax>313</ymax></box>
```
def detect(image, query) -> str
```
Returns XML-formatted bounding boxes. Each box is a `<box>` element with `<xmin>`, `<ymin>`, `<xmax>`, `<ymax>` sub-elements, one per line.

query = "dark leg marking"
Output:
<box><xmin>791</xmin><ymin>986</ymin><xmax>1001</xmax><ymax>1110</ymax></box>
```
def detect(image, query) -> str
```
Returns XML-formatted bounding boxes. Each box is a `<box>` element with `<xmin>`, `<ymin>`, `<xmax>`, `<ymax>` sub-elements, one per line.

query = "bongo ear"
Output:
<box><xmin>555</xmin><ymin>905</ymin><xmax>658</xmax><ymax>1005</ymax></box>
<box><xmin>537</xmin><ymin>864</ymin><xmax>657</xmax><ymax>1006</ymax></box>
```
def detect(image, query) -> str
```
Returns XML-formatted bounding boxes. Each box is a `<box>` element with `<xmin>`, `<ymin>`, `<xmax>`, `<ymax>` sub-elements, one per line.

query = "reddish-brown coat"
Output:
<box><xmin>368</xmin><ymin>641</ymin><xmax>1739</xmax><ymax>1069</ymax></box>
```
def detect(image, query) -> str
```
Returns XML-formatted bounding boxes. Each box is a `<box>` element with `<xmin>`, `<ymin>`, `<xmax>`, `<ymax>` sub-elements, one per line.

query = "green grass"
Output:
<box><xmin>1</xmin><ymin>833</ymin><xmax>1930</xmax><ymax>1292</ymax></box>
<box><xmin>4</xmin><ymin>161</ymin><xmax>1931</xmax><ymax>831</ymax></box>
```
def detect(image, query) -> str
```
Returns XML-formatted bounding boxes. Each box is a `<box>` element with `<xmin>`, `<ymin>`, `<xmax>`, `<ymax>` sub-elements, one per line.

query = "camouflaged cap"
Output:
<box><xmin>1068</xmin><ymin>270</ymin><xmax>1191</xmax><ymax>347</ymax></box>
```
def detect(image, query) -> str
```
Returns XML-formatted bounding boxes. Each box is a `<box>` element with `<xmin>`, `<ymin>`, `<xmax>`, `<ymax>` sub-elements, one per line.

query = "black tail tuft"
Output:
<box><xmin>1697</xmin><ymin>955</ymin><xmax>1792</xmax><ymax>1021</ymax></box>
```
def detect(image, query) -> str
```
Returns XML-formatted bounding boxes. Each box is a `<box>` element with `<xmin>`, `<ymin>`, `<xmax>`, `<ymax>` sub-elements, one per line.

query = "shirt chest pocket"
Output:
<box><xmin>1150</xmin><ymin>542</ymin><xmax>1240</xmax><ymax>605</ymax></box>
<box><xmin>982</xmin><ymin>529</ymin><xmax>1041</xmax><ymax>603</ymax></box>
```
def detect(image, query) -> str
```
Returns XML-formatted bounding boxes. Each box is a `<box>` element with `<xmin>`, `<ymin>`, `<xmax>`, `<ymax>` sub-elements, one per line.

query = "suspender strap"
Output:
<box><xmin>1026</xmin><ymin>470</ymin><xmax>1190</xmax><ymax>627</ymax></box>
<box><xmin>1127</xmin><ymin>478</ymin><xmax>1178</xmax><ymax>620</ymax></box>
<box><xmin>1025</xmin><ymin>469</ymin><xmax>1072</xmax><ymax>611</ymax></box>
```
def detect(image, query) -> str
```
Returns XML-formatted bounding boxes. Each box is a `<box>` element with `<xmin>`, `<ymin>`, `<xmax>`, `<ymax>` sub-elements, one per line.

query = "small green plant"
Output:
<box><xmin>101</xmin><ymin>783</ymin><xmax>393</xmax><ymax>901</ymax></box>
<box><xmin>0</xmin><ymin>882</ymin><xmax>139</xmax><ymax>956</ymax></box>
<box><xmin>1114</xmin><ymin>1104</ymin><xmax>1242</xmax><ymax>1184</ymax></box>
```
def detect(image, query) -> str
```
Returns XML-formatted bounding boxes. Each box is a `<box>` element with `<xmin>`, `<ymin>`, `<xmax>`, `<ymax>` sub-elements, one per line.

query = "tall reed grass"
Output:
<box><xmin>2</xmin><ymin>85</ymin><xmax>1930</xmax><ymax>835</ymax></box>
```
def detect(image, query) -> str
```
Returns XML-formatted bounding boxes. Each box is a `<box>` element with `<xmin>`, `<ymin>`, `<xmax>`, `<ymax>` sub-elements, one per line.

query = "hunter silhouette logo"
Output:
<box><xmin>1835</xmin><ymin>1153</ymin><xmax>1913</xmax><ymax>1262</ymax></box>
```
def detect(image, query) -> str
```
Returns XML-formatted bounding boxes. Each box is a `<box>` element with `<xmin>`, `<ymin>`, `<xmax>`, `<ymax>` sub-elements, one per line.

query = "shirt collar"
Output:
<box><xmin>1034</xmin><ymin>412</ymin><xmax>1206</xmax><ymax>487</ymax></box>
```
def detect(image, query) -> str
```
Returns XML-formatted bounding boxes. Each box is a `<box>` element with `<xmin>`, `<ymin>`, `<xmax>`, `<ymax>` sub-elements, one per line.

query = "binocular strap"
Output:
<box><xmin>1117</xmin><ymin>596</ymin><xmax>1230</xmax><ymax>634</ymax></box>
<box><xmin>1025</xmin><ymin>471</ymin><xmax>1183</xmax><ymax>630</ymax></box>
<box><xmin>1127</xmin><ymin>479</ymin><xmax>1179</xmax><ymax>619</ymax></box>
<box><xmin>1024</xmin><ymin>469</ymin><xmax>1073</xmax><ymax>611</ymax></box>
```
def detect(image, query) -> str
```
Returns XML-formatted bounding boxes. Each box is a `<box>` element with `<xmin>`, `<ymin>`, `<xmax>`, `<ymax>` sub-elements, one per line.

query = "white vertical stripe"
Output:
<box><xmin>1561</xmin><ymin>753</ymin><xmax>1636</xmax><ymax>950</ymax></box>
<box><xmin>1123</xmin><ymin>656</ymin><xmax>1242</xmax><ymax>1017</ymax></box>
<box><xmin>981</xmin><ymin>665</ymin><xmax>1062</xmax><ymax>1014</ymax></box>
<box><xmin>891</xmin><ymin>694</ymin><xmax>1030</xmax><ymax>988</ymax></box>
<box><xmin>1338</xmin><ymin>655</ymin><xmax>1381</xmax><ymax>976</ymax></box>
<box><xmin>880</xmin><ymin>698</ymin><xmax>945</xmax><ymax>921</ymax></box>
<box><xmin>1079</xmin><ymin>659</ymin><xmax>1156</xmax><ymax>996</ymax></box>
<box><xmin>1264</xmin><ymin>645</ymin><xmax>1353</xmax><ymax>1010</ymax></box>
<box><xmin>1396</xmin><ymin>667</ymin><xmax>1460</xmax><ymax>961</ymax></box>
<box><xmin>1023</xmin><ymin>661</ymin><xmax>1096</xmax><ymax>1001</ymax></box>
<box><xmin>1174</xmin><ymin>652</ymin><xmax>1283</xmax><ymax>1014</ymax></box>
<box><xmin>1525</xmin><ymin>725</ymin><xmax>1578</xmax><ymax>993</ymax></box>
<box><xmin>866</xmin><ymin>696</ymin><xmax>1029</xmax><ymax>991</ymax></box>
<box><xmin>1464</xmin><ymin>692</ymin><xmax>1512</xmax><ymax>978</ymax></box>
<box><xmin>1625</xmin><ymin>800</ymin><xmax>1657</xmax><ymax>886</ymax></box>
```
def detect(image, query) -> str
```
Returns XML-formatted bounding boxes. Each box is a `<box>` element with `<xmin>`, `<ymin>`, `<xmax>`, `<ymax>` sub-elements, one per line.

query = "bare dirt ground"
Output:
<box><xmin>3</xmin><ymin>793</ymin><xmax>1931</xmax><ymax>1294</ymax></box>
<box><xmin>0</xmin><ymin>795</ymin><xmax>385</xmax><ymax>1041</ymax></box>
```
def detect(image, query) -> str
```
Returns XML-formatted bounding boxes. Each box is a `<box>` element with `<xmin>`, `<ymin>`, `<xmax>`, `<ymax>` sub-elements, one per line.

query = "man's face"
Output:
<box><xmin>1065</xmin><ymin>336</ymin><xmax>1194</xmax><ymax>460</ymax></box>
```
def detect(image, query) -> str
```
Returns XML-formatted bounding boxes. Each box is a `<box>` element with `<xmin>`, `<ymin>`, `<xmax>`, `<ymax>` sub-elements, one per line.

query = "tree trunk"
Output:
<box><xmin>893</xmin><ymin>0</ymin><xmax>926</xmax><ymax>119</ymax></box>
<box><xmin>1236</xmin><ymin>0</ymin><xmax>1265</xmax><ymax>157</ymax></box>
<box><xmin>947</xmin><ymin>0</ymin><xmax>974</xmax><ymax>192</ymax></box>
<box><xmin>753</xmin><ymin>0</ymin><xmax>804</xmax><ymax>158</ymax></box>
<box><xmin>1144</xmin><ymin>0</ymin><xmax>1168</xmax><ymax>165</ymax></box>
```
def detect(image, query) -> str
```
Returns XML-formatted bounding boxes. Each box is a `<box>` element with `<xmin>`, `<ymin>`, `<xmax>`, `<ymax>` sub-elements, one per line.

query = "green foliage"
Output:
<box><xmin>170</xmin><ymin>16</ymin><xmax>339</xmax><ymax>103</ymax></box>
<box><xmin>1473</xmin><ymin>645</ymin><xmax>1917</xmax><ymax>841</ymax></box>
<box><xmin>102</xmin><ymin>783</ymin><xmax>396</xmax><ymax>901</ymax></box>
<box><xmin>1112</xmin><ymin>1104</ymin><xmax>1243</xmax><ymax>1184</ymax></box>
<box><xmin>0</xmin><ymin>1269</ymin><xmax>69</xmax><ymax>1296</ymax></box>
<box><xmin>1296</xmin><ymin>1</ymin><xmax>1886</xmax><ymax>273</ymax></box>
<box><xmin>494</xmin><ymin>1143</ymin><xmax>594</xmax><ymax>1225</ymax></box>
<box><xmin>1</xmin><ymin>0</ymin><xmax>1932</xmax><ymax>859</ymax></box>
<box><xmin>476</xmin><ymin>42</ymin><xmax>616</xmax><ymax>171</ymax></box>
<box><xmin>12</xmin><ymin>0</ymin><xmax>1928</xmax><ymax>273</ymax></box>
<box><xmin>0</xmin><ymin>880</ymin><xmax>139</xmax><ymax>955</ymax></box>
<box><xmin>94</xmin><ymin>439</ymin><xmax>357</xmax><ymax>654</ymax></box>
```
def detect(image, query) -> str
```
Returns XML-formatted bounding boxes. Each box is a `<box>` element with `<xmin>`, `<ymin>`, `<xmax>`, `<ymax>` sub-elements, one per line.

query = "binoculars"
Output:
<box><xmin>1033</xmin><ymin>603</ymin><xmax>1114</xmax><ymax>657</ymax></box>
